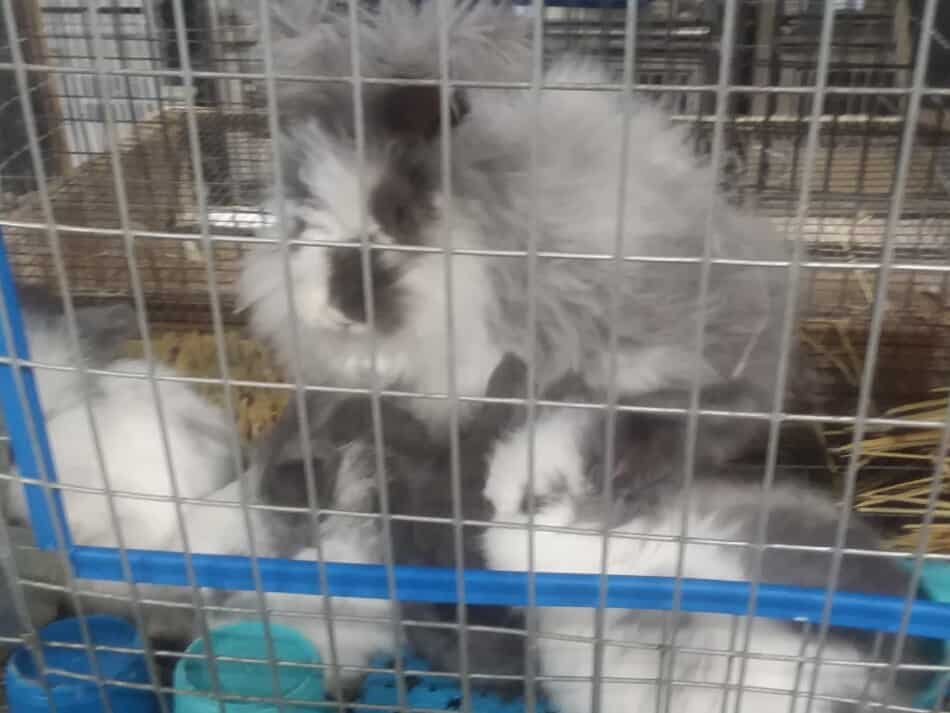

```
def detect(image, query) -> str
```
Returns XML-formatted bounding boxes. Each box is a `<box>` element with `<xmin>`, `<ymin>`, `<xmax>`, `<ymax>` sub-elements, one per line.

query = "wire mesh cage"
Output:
<box><xmin>0</xmin><ymin>1</ymin><xmax>949</xmax><ymax>712</ymax></box>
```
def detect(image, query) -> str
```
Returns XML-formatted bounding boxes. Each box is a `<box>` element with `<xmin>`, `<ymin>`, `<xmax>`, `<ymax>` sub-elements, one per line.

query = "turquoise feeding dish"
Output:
<box><xmin>173</xmin><ymin>621</ymin><xmax>326</xmax><ymax>712</ymax></box>
<box><xmin>912</xmin><ymin>560</ymin><xmax>950</xmax><ymax>710</ymax></box>
<box><xmin>4</xmin><ymin>615</ymin><xmax>158</xmax><ymax>713</ymax></box>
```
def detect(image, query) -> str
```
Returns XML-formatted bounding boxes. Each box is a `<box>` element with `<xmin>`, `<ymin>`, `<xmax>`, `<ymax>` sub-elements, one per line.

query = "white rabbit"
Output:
<box><xmin>236</xmin><ymin>0</ymin><xmax>792</xmax><ymax>435</ymax></box>
<box><xmin>4</xmin><ymin>289</ymin><xmax>244</xmax><ymax>640</ymax></box>
<box><xmin>480</xmin><ymin>400</ymin><xmax>934</xmax><ymax>713</ymax></box>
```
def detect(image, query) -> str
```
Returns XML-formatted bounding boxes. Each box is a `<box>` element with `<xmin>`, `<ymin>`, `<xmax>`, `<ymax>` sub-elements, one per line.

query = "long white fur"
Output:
<box><xmin>237</xmin><ymin>1</ymin><xmax>788</xmax><ymax>434</ymax></box>
<box><xmin>480</xmin><ymin>412</ymin><xmax>888</xmax><ymax>713</ymax></box>
<box><xmin>5</xmin><ymin>314</ymin><xmax>241</xmax><ymax>638</ymax></box>
<box><xmin>6</xmin><ymin>357</ymin><xmax>233</xmax><ymax>551</ymax></box>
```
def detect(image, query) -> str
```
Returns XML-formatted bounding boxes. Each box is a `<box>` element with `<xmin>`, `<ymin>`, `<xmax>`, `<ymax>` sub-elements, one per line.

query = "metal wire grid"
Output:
<box><xmin>753</xmin><ymin>0</ymin><xmax>907</xmax><ymax>116</ymax></box>
<box><xmin>0</xmin><ymin>1</ymin><xmax>947</xmax><ymax>712</ymax></box>
<box><xmin>1</xmin><ymin>2</ymin><xmax>947</xmax><ymax>308</ymax></box>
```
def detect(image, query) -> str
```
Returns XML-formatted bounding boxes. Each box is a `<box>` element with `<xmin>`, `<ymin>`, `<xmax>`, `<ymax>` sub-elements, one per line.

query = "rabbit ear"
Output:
<box><xmin>608</xmin><ymin>378</ymin><xmax>769</xmax><ymax>497</ymax></box>
<box><xmin>378</xmin><ymin>85</ymin><xmax>470</xmax><ymax>141</ymax></box>
<box><xmin>485</xmin><ymin>352</ymin><xmax>528</xmax><ymax>401</ymax></box>
<box><xmin>464</xmin><ymin>353</ymin><xmax>528</xmax><ymax>442</ymax></box>
<box><xmin>328</xmin><ymin>396</ymin><xmax>429</xmax><ymax>452</ymax></box>
<box><xmin>259</xmin><ymin>459</ymin><xmax>307</xmax><ymax>509</ymax></box>
<box><xmin>693</xmin><ymin>379</ymin><xmax>770</xmax><ymax>466</ymax></box>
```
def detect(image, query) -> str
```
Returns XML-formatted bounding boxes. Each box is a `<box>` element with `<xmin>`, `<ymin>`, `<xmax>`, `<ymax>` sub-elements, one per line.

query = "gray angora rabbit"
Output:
<box><xmin>219</xmin><ymin>354</ymin><xmax>533</xmax><ymax>698</ymax></box>
<box><xmin>479</xmin><ymin>365</ymin><xmax>937</xmax><ymax>713</ymax></box>
<box><xmin>236</xmin><ymin>0</ymin><xmax>793</xmax><ymax>435</ymax></box>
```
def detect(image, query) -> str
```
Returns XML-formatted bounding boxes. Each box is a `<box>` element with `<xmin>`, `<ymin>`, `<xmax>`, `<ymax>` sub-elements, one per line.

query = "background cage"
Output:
<box><xmin>1</xmin><ymin>1</ymin><xmax>950</xmax><ymax>712</ymax></box>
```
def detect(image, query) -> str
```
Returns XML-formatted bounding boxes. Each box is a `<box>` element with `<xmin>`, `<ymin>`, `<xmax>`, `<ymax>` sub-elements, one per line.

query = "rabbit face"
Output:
<box><xmin>276</xmin><ymin>135</ymin><xmax>439</xmax><ymax>338</ymax></box>
<box><xmin>239</xmin><ymin>94</ymin><xmax>504</xmax><ymax>423</ymax></box>
<box><xmin>274</xmin><ymin>80</ymin><xmax>470</xmax><ymax>334</ymax></box>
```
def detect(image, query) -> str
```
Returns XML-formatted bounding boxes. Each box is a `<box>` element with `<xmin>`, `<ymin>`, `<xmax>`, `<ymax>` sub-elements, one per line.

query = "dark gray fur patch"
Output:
<box><xmin>327</xmin><ymin>246</ymin><xmax>407</xmax><ymax>333</ymax></box>
<box><xmin>749</xmin><ymin>504</ymin><xmax>909</xmax><ymax>597</ymax></box>
<box><xmin>379</xmin><ymin>354</ymin><xmax>539</xmax><ymax>686</ymax></box>
<box><xmin>258</xmin><ymin>452</ymin><xmax>342</xmax><ymax>514</ymax></box>
<box><xmin>402</xmin><ymin>601</ymin><xmax>527</xmax><ymax>698</ymax></box>
<box><xmin>369</xmin><ymin>152</ymin><xmax>437</xmax><ymax>245</ymax></box>
<box><xmin>604</xmin><ymin>379</ymin><xmax>770</xmax><ymax>500</ymax></box>
<box><xmin>518</xmin><ymin>471</ymin><xmax>570</xmax><ymax>515</ymax></box>
<box><xmin>17</xmin><ymin>286</ymin><xmax>136</xmax><ymax>368</ymax></box>
<box><xmin>73</xmin><ymin>303</ymin><xmax>137</xmax><ymax>365</ymax></box>
<box><xmin>256</xmin><ymin>395</ymin><xmax>349</xmax><ymax>515</ymax></box>
<box><xmin>470</xmin><ymin>352</ymin><xmax>529</xmax><ymax>438</ymax></box>
<box><xmin>736</xmin><ymin>501</ymin><xmax>935</xmax><ymax>698</ymax></box>
<box><xmin>377</xmin><ymin>84</ymin><xmax>470</xmax><ymax>141</ymax></box>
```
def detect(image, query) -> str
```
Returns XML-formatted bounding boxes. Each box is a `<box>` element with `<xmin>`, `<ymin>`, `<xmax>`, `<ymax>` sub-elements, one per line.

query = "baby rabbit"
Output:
<box><xmin>218</xmin><ymin>357</ymin><xmax>532</xmax><ymax>697</ymax></box>
<box><xmin>237</xmin><ymin>0</ymin><xmax>793</xmax><ymax>435</ymax></box>
<box><xmin>480</xmin><ymin>377</ymin><xmax>935</xmax><ymax>713</ymax></box>
<box><xmin>213</xmin><ymin>387</ymin><xmax>416</xmax><ymax>698</ymax></box>
<box><xmin>4</xmin><ymin>287</ymin><xmax>242</xmax><ymax>640</ymax></box>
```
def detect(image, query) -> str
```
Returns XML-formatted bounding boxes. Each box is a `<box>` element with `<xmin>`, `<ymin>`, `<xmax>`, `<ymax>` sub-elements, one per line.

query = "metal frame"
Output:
<box><xmin>0</xmin><ymin>1</ymin><xmax>949</xmax><ymax>712</ymax></box>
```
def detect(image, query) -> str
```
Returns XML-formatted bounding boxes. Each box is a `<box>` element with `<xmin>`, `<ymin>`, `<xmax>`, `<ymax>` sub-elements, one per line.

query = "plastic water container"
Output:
<box><xmin>173</xmin><ymin>621</ymin><xmax>325</xmax><ymax>712</ymax></box>
<box><xmin>913</xmin><ymin>560</ymin><xmax>950</xmax><ymax>710</ymax></box>
<box><xmin>4</xmin><ymin>615</ymin><xmax>159</xmax><ymax>713</ymax></box>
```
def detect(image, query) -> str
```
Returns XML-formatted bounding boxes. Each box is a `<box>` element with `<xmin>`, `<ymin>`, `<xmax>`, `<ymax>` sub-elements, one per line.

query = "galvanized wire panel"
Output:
<box><xmin>0</xmin><ymin>1</ymin><xmax>948</xmax><ymax>712</ymax></box>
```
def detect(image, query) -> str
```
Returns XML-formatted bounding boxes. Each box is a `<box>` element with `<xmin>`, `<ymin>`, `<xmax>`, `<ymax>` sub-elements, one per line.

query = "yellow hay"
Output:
<box><xmin>802</xmin><ymin>294</ymin><xmax>950</xmax><ymax>552</ymax></box>
<box><xmin>826</xmin><ymin>394</ymin><xmax>950</xmax><ymax>553</ymax></box>
<box><xmin>125</xmin><ymin>330</ymin><xmax>288</xmax><ymax>442</ymax></box>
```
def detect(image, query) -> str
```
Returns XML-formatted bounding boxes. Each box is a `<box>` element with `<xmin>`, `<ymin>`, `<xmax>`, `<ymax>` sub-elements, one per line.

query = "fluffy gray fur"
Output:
<box><xmin>482</xmin><ymin>392</ymin><xmax>936</xmax><ymax>713</ymax></box>
<box><xmin>237</xmin><ymin>0</ymin><xmax>794</xmax><ymax>437</ymax></box>
<box><xmin>250</xmin><ymin>354</ymin><xmax>532</xmax><ymax>696</ymax></box>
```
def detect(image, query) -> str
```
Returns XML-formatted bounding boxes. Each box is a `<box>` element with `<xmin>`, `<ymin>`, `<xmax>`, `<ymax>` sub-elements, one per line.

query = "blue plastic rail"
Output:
<box><xmin>0</xmin><ymin>231</ymin><xmax>71</xmax><ymax>550</ymax></box>
<box><xmin>70</xmin><ymin>546</ymin><xmax>950</xmax><ymax>640</ymax></box>
<box><xmin>1</xmin><ymin>227</ymin><xmax>949</xmax><ymax>643</ymax></box>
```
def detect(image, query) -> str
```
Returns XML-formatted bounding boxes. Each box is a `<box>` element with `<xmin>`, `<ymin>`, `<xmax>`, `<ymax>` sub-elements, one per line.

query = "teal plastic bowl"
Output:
<box><xmin>5</xmin><ymin>615</ymin><xmax>158</xmax><ymax>713</ymax></box>
<box><xmin>907</xmin><ymin>560</ymin><xmax>950</xmax><ymax>710</ymax></box>
<box><xmin>173</xmin><ymin>622</ymin><xmax>325</xmax><ymax>712</ymax></box>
